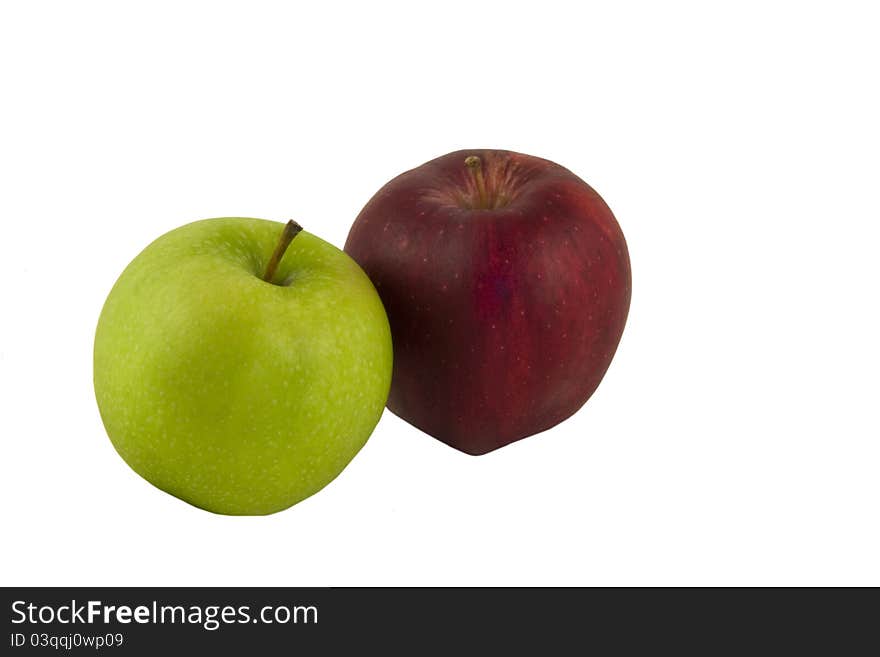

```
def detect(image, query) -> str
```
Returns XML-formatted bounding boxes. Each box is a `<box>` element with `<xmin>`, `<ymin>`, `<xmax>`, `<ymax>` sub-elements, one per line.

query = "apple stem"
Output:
<box><xmin>263</xmin><ymin>220</ymin><xmax>303</xmax><ymax>284</ymax></box>
<box><xmin>465</xmin><ymin>155</ymin><xmax>489</xmax><ymax>209</ymax></box>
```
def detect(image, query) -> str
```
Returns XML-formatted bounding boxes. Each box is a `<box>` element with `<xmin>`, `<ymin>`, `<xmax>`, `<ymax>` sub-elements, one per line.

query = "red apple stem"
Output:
<box><xmin>465</xmin><ymin>155</ymin><xmax>489</xmax><ymax>209</ymax></box>
<box><xmin>263</xmin><ymin>220</ymin><xmax>303</xmax><ymax>284</ymax></box>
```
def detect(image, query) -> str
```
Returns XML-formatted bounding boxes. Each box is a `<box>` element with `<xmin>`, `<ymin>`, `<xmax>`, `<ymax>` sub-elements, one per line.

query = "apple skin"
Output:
<box><xmin>94</xmin><ymin>218</ymin><xmax>393</xmax><ymax>515</ymax></box>
<box><xmin>344</xmin><ymin>149</ymin><xmax>630</xmax><ymax>455</ymax></box>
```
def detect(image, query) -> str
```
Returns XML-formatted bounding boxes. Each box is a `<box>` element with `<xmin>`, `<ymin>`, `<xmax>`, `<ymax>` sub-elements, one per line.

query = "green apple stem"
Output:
<box><xmin>464</xmin><ymin>155</ymin><xmax>489</xmax><ymax>209</ymax></box>
<box><xmin>263</xmin><ymin>220</ymin><xmax>303</xmax><ymax>284</ymax></box>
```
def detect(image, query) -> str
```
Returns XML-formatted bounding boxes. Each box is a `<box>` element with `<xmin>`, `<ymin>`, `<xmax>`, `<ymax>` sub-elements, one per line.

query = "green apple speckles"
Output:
<box><xmin>93</xmin><ymin>217</ymin><xmax>393</xmax><ymax>515</ymax></box>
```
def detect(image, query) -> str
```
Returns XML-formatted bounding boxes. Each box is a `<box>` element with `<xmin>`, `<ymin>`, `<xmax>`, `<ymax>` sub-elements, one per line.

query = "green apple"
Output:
<box><xmin>94</xmin><ymin>217</ymin><xmax>393</xmax><ymax>515</ymax></box>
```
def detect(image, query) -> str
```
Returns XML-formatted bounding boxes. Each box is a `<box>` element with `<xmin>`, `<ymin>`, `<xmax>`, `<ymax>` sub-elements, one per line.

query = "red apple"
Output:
<box><xmin>344</xmin><ymin>149</ymin><xmax>631</xmax><ymax>455</ymax></box>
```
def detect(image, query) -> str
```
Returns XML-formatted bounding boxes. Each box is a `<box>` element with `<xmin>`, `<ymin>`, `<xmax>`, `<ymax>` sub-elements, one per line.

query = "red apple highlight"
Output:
<box><xmin>345</xmin><ymin>149</ymin><xmax>631</xmax><ymax>455</ymax></box>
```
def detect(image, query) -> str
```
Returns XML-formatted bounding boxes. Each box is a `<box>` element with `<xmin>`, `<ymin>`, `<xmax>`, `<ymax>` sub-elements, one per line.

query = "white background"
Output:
<box><xmin>1</xmin><ymin>1</ymin><xmax>878</xmax><ymax>586</ymax></box>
